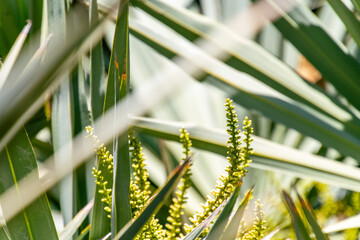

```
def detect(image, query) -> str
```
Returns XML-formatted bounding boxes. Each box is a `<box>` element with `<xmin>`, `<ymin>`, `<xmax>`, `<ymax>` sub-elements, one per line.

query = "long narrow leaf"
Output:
<box><xmin>52</xmin><ymin>78</ymin><xmax>74</xmax><ymax>225</ymax></box>
<box><xmin>59</xmin><ymin>199</ymin><xmax>94</xmax><ymax>240</ymax></box>
<box><xmin>220</xmin><ymin>187</ymin><xmax>253</xmax><ymax>240</ymax></box>
<box><xmin>47</xmin><ymin>0</ymin><xmax>74</xmax><ymax>225</ymax></box>
<box><xmin>272</xmin><ymin>1</ymin><xmax>360</xmax><ymax>112</ymax></box>
<box><xmin>89</xmin><ymin>0</ymin><xmax>106</xmax><ymax>121</ymax></box>
<box><xmin>110</xmin><ymin>0</ymin><xmax>131</xmax><ymax>232</ymax></box>
<box><xmin>94</xmin><ymin>0</ymin><xmax>131</xmax><ymax>236</ymax></box>
<box><xmin>326</xmin><ymin>0</ymin><xmax>360</xmax><ymax>48</ymax></box>
<box><xmin>0</xmin><ymin>227</ymin><xmax>10</xmax><ymax>240</ymax></box>
<box><xmin>282</xmin><ymin>190</ymin><xmax>311</xmax><ymax>240</ymax></box>
<box><xmin>70</xmin><ymin>63</ymin><xmax>92</xmax><ymax>232</ymax></box>
<box><xmin>0</xmin><ymin>20</ymin><xmax>31</xmax><ymax>90</ymax></box>
<box><xmin>183</xmin><ymin>198</ymin><xmax>228</xmax><ymax>240</ymax></box>
<box><xmin>0</xmin><ymin>0</ymin><xmax>21</xmax><ymax>57</ymax></box>
<box><xmin>296</xmin><ymin>192</ymin><xmax>328</xmax><ymax>240</ymax></box>
<box><xmin>129</xmin><ymin>0</ymin><xmax>358</xmax><ymax>128</ymax></box>
<box><xmin>206</xmin><ymin>182</ymin><xmax>242</xmax><ymax>240</ymax></box>
<box><xmin>0</xmin><ymin>2</ymin><xmax>113</xmax><ymax>152</ymax></box>
<box><xmin>132</xmin><ymin>116</ymin><xmax>360</xmax><ymax>192</ymax></box>
<box><xmin>323</xmin><ymin>214</ymin><xmax>360</xmax><ymax>233</ymax></box>
<box><xmin>0</xmin><ymin>128</ymin><xmax>58</xmax><ymax>240</ymax></box>
<box><xmin>114</xmin><ymin>157</ymin><xmax>191</xmax><ymax>240</ymax></box>
<box><xmin>129</xmin><ymin>19</ymin><xmax>360</xmax><ymax>161</ymax></box>
<box><xmin>262</xmin><ymin>228</ymin><xmax>280</xmax><ymax>240</ymax></box>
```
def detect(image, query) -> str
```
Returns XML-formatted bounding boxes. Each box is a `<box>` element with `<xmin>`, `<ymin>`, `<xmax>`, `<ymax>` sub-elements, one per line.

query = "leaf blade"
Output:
<box><xmin>0</xmin><ymin>128</ymin><xmax>58</xmax><ymax>240</ymax></box>
<box><xmin>281</xmin><ymin>190</ymin><xmax>311</xmax><ymax>240</ymax></box>
<box><xmin>206</xmin><ymin>182</ymin><xmax>243</xmax><ymax>240</ymax></box>
<box><xmin>132</xmin><ymin>116</ymin><xmax>360</xmax><ymax>192</ymax></box>
<box><xmin>114</xmin><ymin>157</ymin><xmax>191</xmax><ymax>240</ymax></box>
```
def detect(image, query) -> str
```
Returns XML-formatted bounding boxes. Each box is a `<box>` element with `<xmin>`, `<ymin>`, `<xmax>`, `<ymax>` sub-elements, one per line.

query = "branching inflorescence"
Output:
<box><xmin>85</xmin><ymin>98</ymin><xmax>259</xmax><ymax>240</ymax></box>
<box><xmin>166</xmin><ymin>128</ymin><xmax>193</xmax><ymax>239</ymax></box>
<box><xmin>184</xmin><ymin>98</ymin><xmax>254</xmax><ymax>236</ymax></box>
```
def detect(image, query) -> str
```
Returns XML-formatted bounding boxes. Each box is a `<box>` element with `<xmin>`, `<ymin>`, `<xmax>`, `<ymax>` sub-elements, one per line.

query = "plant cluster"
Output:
<box><xmin>86</xmin><ymin>99</ymin><xmax>265</xmax><ymax>239</ymax></box>
<box><xmin>3</xmin><ymin>0</ymin><xmax>360</xmax><ymax>239</ymax></box>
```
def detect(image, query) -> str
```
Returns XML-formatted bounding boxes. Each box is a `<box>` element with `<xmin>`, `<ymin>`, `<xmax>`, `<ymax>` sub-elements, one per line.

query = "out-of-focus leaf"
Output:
<box><xmin>206</xmin><ymin>181</ymin><xmax>242</xmax><ymax>240</ymax></box>
<box><xmin>129</xmin><ymin>19</ymin><xmax>360</xmax><ymax>161</ymax></box>
<box><xmin>75</xmin><ymin>225</ymin><xmax>90</xmax><ymax>240</ymax></box>
<box><xmin>0</xmin><ymin>20</ymin><xmax>31</xmax><ymax>90</ymax></box>
<box><xmin>130</xmin><ymin>0</ymin><xmax>358</xmax><ymax>127</ymax></box>
<box><xmin>0</xmin><ymin>0</ymin><xmax>24</xmax><ymax>57</ymax></box>
<box><xmin>272</xmin><ymin>2</ymin><xmax>360</xmax><ymax>112</ymax></box>
<box><xmin>323</xmin><ymin>213</ymin><xmax>360</xmax><ymax>233</ymax></box>
<box><xmin>70</xmin><ymin>63</ymin><xmax>92</xmax><ymax>232</ymax></box>
<box><xmin>47</xmin><ymin>0</ymin><xmax>74</xmax><ymax>226</ymax></box>
<box><xmin>0</xmin><ymin>128</ymin><xmax>58</xmax><ymax>240</ymax></box>
<box><xmin>0</xmin><ymin>227</ymin><xmax>10</xmax><ymax>240</ymax></box>
<box><xmin>262</xmin><ymin>228</ymin><xmax>280</xmax><ymax>240</ymax></box>
<box><xmin>183</xmin><ymin>198</ymin><xmax>228</xmax><ymax>240</ymax></box>
<box><xmin>52</xmin><ymin>78</ymin><xmax>73</xmax><ymax>225</ymax></box>
<box><xmin>132</xmin><ymin>117</ymin><xmax>360</xmax><ymax>192</ymax></box>
<box><xmin>0</xmin><ymin>3</ymin><xmax>109</xmax><ymax>152</ymax></box>
<box><xmin>220</xmin><ymin>187</ymin><xmax>252</xmax><ymax>240</ymax></box>
<box><xmin>114</xmin><ymin>157</ymin><xmax>191</xmax><ymax>240</ymax></box>
<box><xmin>28</xmin><ymin>0</ymin><xmax>43</xmax><ymax>35</ymax></box>
<box><xmin>326</xmin><ymin>0</ymin><xmax>360</xmax><ymax>48</ymax></box>
<box><xmin>296</xmin><ymin>192</ymin><xmax>328</xmax><ymax>240</ymax></box>
<box><xmin>282</xmin><ymin>190</ymin><xmax>311</xmax><ymax>240</ymax></box>
<box><xmin>352</xmin><ymin>0</ymin><xmax>360</xmax><ymax>13</ymax></box>
<box><xmin>59</xmin><ymin>199</ymin><xmax>93</xmax><ymax>240</ymax></box>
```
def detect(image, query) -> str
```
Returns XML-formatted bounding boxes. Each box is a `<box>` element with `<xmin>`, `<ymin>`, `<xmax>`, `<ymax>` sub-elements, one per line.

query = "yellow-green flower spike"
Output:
<box><xmin>128</xmin><ymin>130</ymin><xmax>165</xmax><ymax>239</ymax></box>
<box><xmin>86</xmin><ymin>126</ymin><xmax>113</xmax><ymax>218</ymax></box>
<box><xmin>242</xmin><ymin>200</ymin><xmax>266</xmax><ymax>240</ymax></box>
<box><xmin>166</xmin><ymin>128</ymin><xmax>193</xmax><ymax>239</ymax></box>
<box><xmin>129</xmin><ymin>130</ymin><xmax>151</xmax><ymax>217</ymax></box>
<box><xmin>185</xmin><ymin>98</ymin><xmax>254</xmax><ymax>237</ymax></box>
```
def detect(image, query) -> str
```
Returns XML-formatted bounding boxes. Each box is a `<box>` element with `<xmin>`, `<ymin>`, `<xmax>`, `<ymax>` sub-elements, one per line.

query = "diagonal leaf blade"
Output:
<box><xmin>183</xmin><ymin>198</ymin><xmax>228</xmax><ymax>240</ymax></box>
<box><xmin>59</xmin><ymin>199</ymin><xmax>94</xmax><ymax>240</ymax></box>
<box><xmin>326</xmin><ymin>0</ymin><xmax>360</xmax><ymax>49</ymax></box>
<box><xmin>114</xmin><ymin>157</ymin><xmax>191</xmax><ymax>240</ymax></box>
<box><xmin>272</xmin><ymin>2</ymin><xmax>360</xmax><ymax>111</ymax></box>
<box><xmin>282</xmin><ymin>190</ymin><xmax>311</xmax><ymax>240</ymax></box>
<box><xmin>128</xmin><ymin>18</ymin><xmax>360</xmax><ymax>161</ymax></box>
<box><xmin>132</xmin><ymin>116</ymin><xmax>360</xmax><ymax>192</ymax></box>
<box><xmin>130</xmin><ymin>0</ymin><xmax>359</xmax><ymax>128</ymax></box>
<box><xmin>206</xmin><ymin>181</ymin><xmax>242</xmax><ymax>240</ymax></box>
<box><xmin>296</xmin><ymin>192</ymin><xmax>328</xmax><ymax>240</ymax></box>
<box><xmin>219</xmin><ymin>187</ymin><xmax>253</xmax><ymax>240</ymax></box>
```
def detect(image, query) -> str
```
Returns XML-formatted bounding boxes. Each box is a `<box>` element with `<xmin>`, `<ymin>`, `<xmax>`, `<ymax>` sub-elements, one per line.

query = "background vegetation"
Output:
<box><xmin>1</xmin><ymin>0</ymin><xmax>360</xmax><ymax>239</ymax></box>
